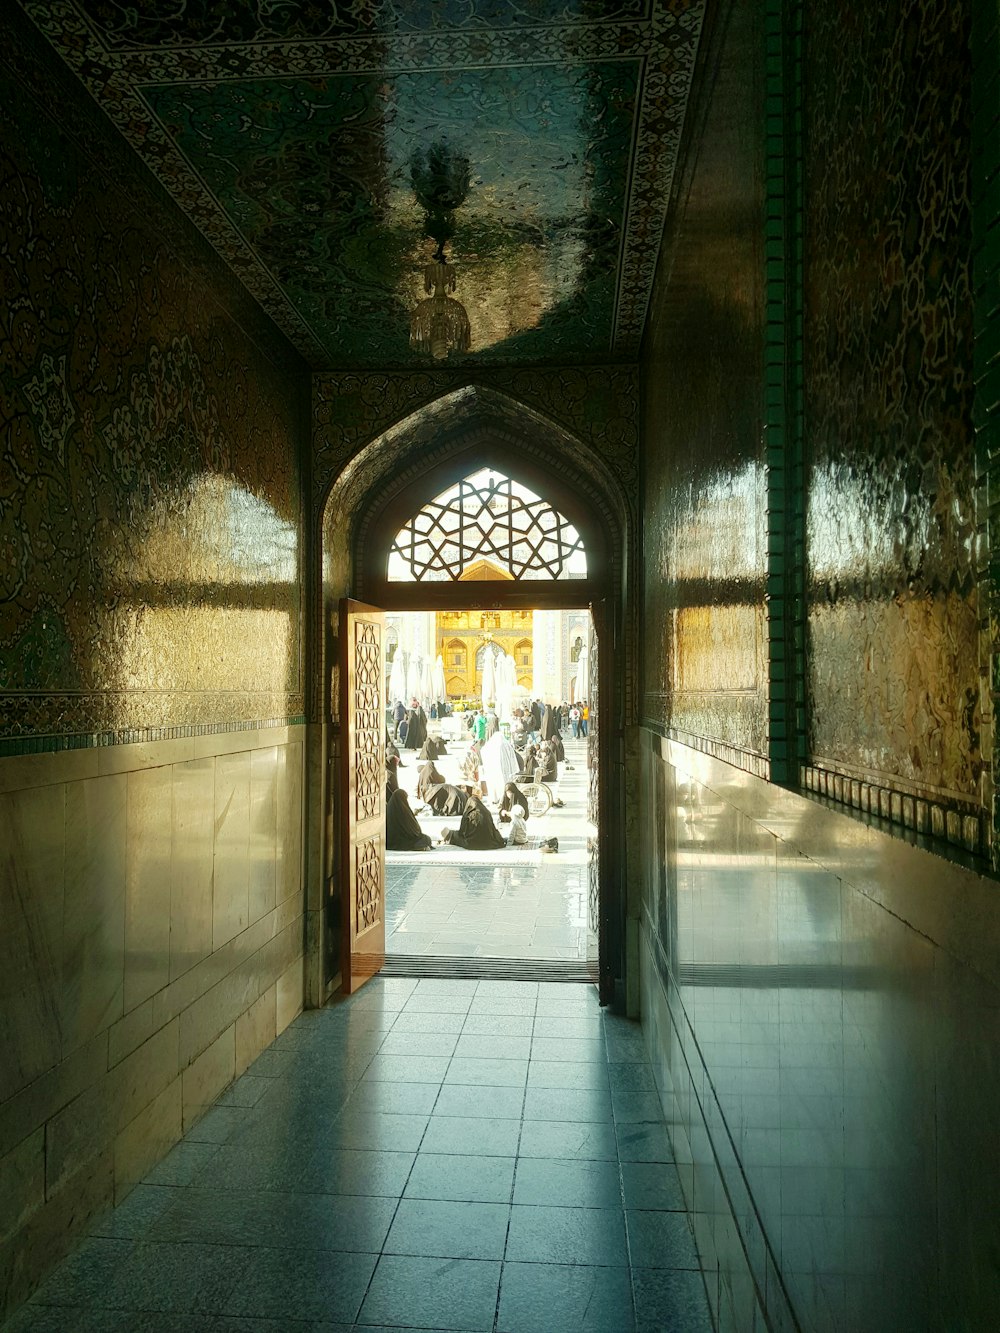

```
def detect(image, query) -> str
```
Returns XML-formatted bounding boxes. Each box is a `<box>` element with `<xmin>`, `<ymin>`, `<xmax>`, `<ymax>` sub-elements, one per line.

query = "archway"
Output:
<box><xmin>310</xmin><ymin>386</ymin><xmax>631</xmax><ymax>1006</ymax></box>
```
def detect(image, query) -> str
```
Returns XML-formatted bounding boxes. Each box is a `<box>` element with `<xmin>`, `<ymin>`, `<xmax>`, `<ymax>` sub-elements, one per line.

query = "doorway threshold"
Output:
<box><xmin>382</xmin><ymin>954</ymin><xmax>592</xmax><ymax>982</ymax></box>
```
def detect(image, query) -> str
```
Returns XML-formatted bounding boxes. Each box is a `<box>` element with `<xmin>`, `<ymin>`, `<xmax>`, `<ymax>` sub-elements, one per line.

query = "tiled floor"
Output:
<box><xmin>386</xmin><ymin>737</ymin><xmax>592</xmax><ymax>961</ymax></box>
<box><xmin>6</xmin><ymin>978</ymin><xmax>713</xmax><ymax>1333</ymax></box>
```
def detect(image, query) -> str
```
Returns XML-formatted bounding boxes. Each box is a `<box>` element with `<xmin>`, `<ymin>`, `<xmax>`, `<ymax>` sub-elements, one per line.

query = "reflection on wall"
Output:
<box><xmin>639</xmin><ymin>732</ymin><xmax>1000</xmax><ymax>1333</ymax></box>
<box><xmin>802</xmin><ymin>0</ymin><xmax>979</xmax><ymax>807</ymax></box>
<box><xmin>0</xmin><ymin>41</ymin><xmax>305</xmax><ymax>749</ymax></box>
<box><xmin>640</xmin><ymin>0</ymin><xmax>767</xmax><ymax>758</ymax></box>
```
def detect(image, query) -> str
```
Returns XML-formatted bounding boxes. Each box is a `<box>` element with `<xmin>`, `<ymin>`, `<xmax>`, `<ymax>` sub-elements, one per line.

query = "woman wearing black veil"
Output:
<box><xmin>416</xmin><ymin>761</ymin><xmax>446</xmax><ymax>803</ymax></box>
<box><xmin>385</xmin><ymin>789</ymin><xmax>432</xmax><ymax>850</ymax></box>
<box><xmin>425</xmin><ymin>783</ymin><xmax>469</xmax><ymax>816</ymax></box>
<box><xmin>541</xmin><ymin>704</ymin><xmax>560</xmax><ymax>741</ymax></box>
<box><xmin>405</xmin><ymin>702</ymin><xmax>427</xmax><ymax>751</ymax></box>
<box><xmin>498</xmin><ymin>781</ymin><xmax>530</xmax><ymax>821</ymax></box>
<box><xmin>417</xmin><ymin>736</ymin><xmax>446</xmax><ymax>761</ymax></box>
<box><xmin>440</xmin><ymin>794</ymin><xmax>506</xmax><ymax>850</ymax></box>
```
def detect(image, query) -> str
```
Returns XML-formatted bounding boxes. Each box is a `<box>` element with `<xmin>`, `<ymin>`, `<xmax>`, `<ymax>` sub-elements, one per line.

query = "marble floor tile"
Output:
<box><xmin>10</xmin><ymin>979</ymin><xmax>712</xmax><ymax>1333</ymax></box>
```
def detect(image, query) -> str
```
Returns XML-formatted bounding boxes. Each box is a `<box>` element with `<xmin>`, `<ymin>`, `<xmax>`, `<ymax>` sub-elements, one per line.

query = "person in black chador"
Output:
<box><xmin>424</xmin><ymin>783</ymin><xmax>469</xmax><ymax>816</ymax></box>
<box><xmin>392</xmin><ymin>699</ymin><xmax>406</xmax><ymax>738</ymax></box>
<box><xmin>536</xmin><ymin>741</ymin><xmax>564</xmax><ymax>806</ymax></box>
<box><xmin>386</xmin><ymin>754</ymin><xmax>400</xmax><ymax>800</ymax></box>
<box><xmin>498</xmin><ymin>781</ymin><xmax>530</xmax><ymax>822</ymax></box>
<box><xmin>440</xmin><ymin>794</ymin><xmax>506</xmax><ymax>850</ymax></box>
<box><xmin>385</xmin><ymin>789</ymin><xmax>432</xmax><ymax>850</ymax></box>
<box><xmin>405</xmin><ymin>699</ymin><xmax>427</xmax><ymax>751</ymax></box>
<box><xmin>416</xmin><ymin>760</ymin><xmax>446</xmax><ymax>803</ymax></box>
<box><xmin>540</xmin><ymin>703</ymin><xmax>560</xmax><ymax>741</ymax></box>
<box><xmin>386</xmin><ymin>732</ymin><xmax>400</xmax><ymax>763</ymax></box>
<box><xmin>417</xmin><ymin>736</ymin><xmax>446</xmax><ymax>761</ymax></box>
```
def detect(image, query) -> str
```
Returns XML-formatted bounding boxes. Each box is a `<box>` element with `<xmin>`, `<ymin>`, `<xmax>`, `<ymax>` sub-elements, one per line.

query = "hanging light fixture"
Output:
<box><xmin>410</xmin><ymin>248</ymin><xmax>471</xmax><ymax>361</ymax></box>
<box><xmin>409</xmin><ymin>140</ymin><xmax>472</xmax><ymax>361</ymax></box>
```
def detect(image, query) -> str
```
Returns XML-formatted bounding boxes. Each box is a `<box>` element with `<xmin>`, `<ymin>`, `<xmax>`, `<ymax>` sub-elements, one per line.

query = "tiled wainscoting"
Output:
<box><xmin>0</xmin><ymin>726</ymin><xmax>306</xmax><ymax>1319</ymax></box>
<box><xmin>637</xmin><ymin>731</ymin><xmax>1000</xmax><ymax>1333</ymax></box>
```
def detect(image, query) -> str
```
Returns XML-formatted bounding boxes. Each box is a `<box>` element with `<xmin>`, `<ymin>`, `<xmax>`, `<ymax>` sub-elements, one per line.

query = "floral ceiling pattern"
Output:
<box><xmin>18</xmin><ymin>0</ymin><xmax>704</xmax><ymax>369</ymax></box>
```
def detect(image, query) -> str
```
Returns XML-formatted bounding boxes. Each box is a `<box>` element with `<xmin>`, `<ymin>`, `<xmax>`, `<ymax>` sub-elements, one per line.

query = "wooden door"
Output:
<box><xmin>586</xmin><ymin>604</ymin><xmax>602</xmax><ymax>992</ymax></box>
<box><xmin>339</xmin><ymin>599</ymin><xmax>386</xmax><ymax>993</ymax></box>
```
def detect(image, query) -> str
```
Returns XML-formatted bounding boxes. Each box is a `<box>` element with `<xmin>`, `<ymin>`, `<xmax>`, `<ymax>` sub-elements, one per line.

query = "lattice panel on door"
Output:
<box><xmin>354</xmin><ymin>620</ymin><xmax>383</xmax><ymax>821</ymax></box>
<box><xmin>388</xmin><ymin>467</ymin><xmax>587</xmax><ymax>582</ymax></box>
<box><xmin>588</xmin><ymin>838</ymin><xmax>600</xmax><ymax>934</ymax></box>
<box><xmin>356</xmin><ymin>836</ymin><xmax>382</xmax><ymax>932</ymax></box>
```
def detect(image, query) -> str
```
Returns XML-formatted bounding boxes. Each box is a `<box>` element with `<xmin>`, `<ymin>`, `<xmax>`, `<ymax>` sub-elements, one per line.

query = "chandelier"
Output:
<box><xmin>409</xmin><ymin>140</ymin><xmax>472</xmax><ymax>361</ymax></box>
<box><xmin>410</xmin><ymin>249</ymin><xmax>471</xmax><ymax>361</ymax></box>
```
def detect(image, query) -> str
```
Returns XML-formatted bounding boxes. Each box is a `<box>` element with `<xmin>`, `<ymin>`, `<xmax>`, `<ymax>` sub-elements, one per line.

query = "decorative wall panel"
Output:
<box><xmin>17</xmin><ymin>0</ymin><xmax>704</xmax><ymax>368</ymax></box>
<box><xmin>0</xmin><ymin>23</ymin><xmax>306</xmax><ymax>751</ymax></box>
<box><xmin>640</xmin><ymin>0</ymin><xmax>768</xmax><ymax>761</ymax></box>
<box><xmin>313</xmin><ymin>366</ymin><xmax>639</xmax><ymax>518</ymax></box>
<box><xmin>802</xmin><ymin>0</ymin><xmax>981</xmax><ymax>840</ymax></box>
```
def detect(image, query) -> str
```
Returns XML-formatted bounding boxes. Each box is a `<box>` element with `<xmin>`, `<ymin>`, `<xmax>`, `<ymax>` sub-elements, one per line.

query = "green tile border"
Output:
<box><xmin>763</xmin><ymin>0</ymin><xmax>806</xmax><ymax>786</ymax></box>
<box><xmin>972</xmin><ymin>0</ymin><xmax>1000</xmax><ymax>866</ymax></box>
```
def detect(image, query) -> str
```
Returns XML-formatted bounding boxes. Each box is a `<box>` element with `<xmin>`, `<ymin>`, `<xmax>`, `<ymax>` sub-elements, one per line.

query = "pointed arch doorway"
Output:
<box><xmin>316</xmin><ymin>390</ymin><xmax>629</xmax><ymax>1010</ymax></box>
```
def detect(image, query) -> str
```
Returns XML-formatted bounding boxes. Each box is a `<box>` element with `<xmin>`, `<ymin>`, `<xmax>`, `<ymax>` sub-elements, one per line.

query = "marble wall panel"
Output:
<box><xmin>0</xmin><ymin>784</ymin><xmax>66</xmax><ymax>1102</ymax></box>
<box><xmin>212</xmin><ymin>751</ymin><xmax>251</xmax><ymax>951</ymax></box>
<box><xmin>62</xmin><ymin>775</ymin><xmax>126</xmax><ymax>1053</ymax></box>
<box><xmin>169</xmin><ymin>756</ymin><xmax>215</xmax><ymax>983</ymax></box>
<box><xmin>638</xmin><ymin>730</ymin><xmax>1000</xmax><ymax>1332</ymax></box>
<box><xmin>640</xmin><ymin>0</ymin><xmax>767</xmax><ymax>759</ymax></box>
<box><xmin>249</xmin><ymin>747</ymin><xmax>279</xmax><ymax>925</ymax></box>
<box><xmin>114</xmin><ymin>1078</ymin><xmax>182</xmax><ymax>1202</ymax></box>
<box><xmin>0</xmin><ymin>732</ymin><xmax>305</xmax><ymax>1322</ymax></box>
<box><xmin>124</xmin><ymin>766</ymin><xmax>172</xmax><ymax>1012</ymax></box>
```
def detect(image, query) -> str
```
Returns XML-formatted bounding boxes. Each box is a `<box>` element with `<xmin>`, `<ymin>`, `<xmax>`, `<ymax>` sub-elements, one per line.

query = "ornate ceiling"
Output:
<box><xmin>19</xmin><ymin>1</ymin><xmax>704</xmax><ymax>369</ymax></box>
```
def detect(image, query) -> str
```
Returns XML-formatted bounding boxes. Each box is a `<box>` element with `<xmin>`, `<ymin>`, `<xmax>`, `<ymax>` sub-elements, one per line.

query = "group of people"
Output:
<box><xmin>383</xmin><ymin>695</ymin><xmax>579</xmax><ymax>854</ymax></box>
<box><xmin>385</xmin><ymin>780</ymin><xmax>537</xmax><ymax>853</ymax></box>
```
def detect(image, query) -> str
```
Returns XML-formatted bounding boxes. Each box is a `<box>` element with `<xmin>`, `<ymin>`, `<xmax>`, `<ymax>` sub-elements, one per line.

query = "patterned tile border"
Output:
<box><xmin>801</xmin><ymin>762</ymin><xmax>989</xmax><ymax>858</ymax></box>
<box><xmin>0</xmin><ymin>715</ymin><xmax>306</xmax><ymax>758</ymax></box>
<box><xmin>17</xmin><ymin>0</ymin><xmax>704</xmax><ymax>366</ymax></box>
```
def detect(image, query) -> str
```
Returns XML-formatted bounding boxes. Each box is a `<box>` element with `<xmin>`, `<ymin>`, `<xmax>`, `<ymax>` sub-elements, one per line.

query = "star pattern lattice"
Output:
<box><xmin>388</xmin><ymin>468</ymin><xmax>586</xmax><ymax>582</ymax></box>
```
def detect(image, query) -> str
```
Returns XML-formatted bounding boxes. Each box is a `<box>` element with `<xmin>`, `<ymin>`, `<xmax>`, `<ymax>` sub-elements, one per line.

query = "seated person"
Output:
<box><xmin>385</xmin><ymin>789</ymin><xmax>432</xmax><ymax>851</ymax></box>
<box><xmin>424</xmin><ymin>783</ymin><xmax>469</xmax><ymax>816</ymax></box>
<box><xmin>440</xmin><ymin>794</ymin><xmax>507</xmax><ymax>850</ymax></box>
<box><xmin>498</xmin><ymin>781</ymin><xmax>530</xmax><ymax>822</ymax></box>
<box><xmin>386</xmin><ymin>754</ymin><xmax>400</xmax><ymax>797</ymax></box>
<box><xmin>416</xmin><ymin>760</ymin><xmax>446</xmax><ymax>803</ymax></box>
<box><xmin>417</xmin><ymin>736</ymin><xmax>447</xmax><ymax>762</ymax></box>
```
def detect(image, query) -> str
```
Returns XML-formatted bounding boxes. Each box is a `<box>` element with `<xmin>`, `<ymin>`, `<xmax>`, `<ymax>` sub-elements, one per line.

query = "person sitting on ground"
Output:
<box><xmin>416</xmin><ymin>760</ymin><xmax>445</xmax><ymax>803</ymax></box>
<box><xmin>424</xmin><ymin>783</ymin><xmax>469</xmax><ymax>816</ymax></box>
<box><xmin>417</xmin><ymin>736</ymin><xmax>446</xmax><ymax>762</ymax></box>
<box><xmin>385</xmin><ymin>788</ymin><xmax>432</xmax><ymax>851</ymax></box>
<box><xmin>439</xmin><ymin>793</ymin><xmax>507</xmax><ymax>850</ymax></box>
<box><xmin>506</xmin><ymin>809</ymin><xmax>529</xmax><ymax>845</ymax></box>
<box><xmin>386</xmin><ymin>754</ymin><xmax>401</xmax><ymax>798</ymax></box>
<box><xmin>498</xmin><ymin>781</ymin><xmax>530</xmax><ymax>822</ymax></box>
<box><xmin>386</xmin><ymin>731</ymin><xmax>400</xmax><ymax>763</ymax></box>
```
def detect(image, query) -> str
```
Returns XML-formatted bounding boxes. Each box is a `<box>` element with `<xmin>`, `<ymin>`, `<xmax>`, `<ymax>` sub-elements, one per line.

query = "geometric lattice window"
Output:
<box><xmin>387</xmin><ymin>468</ymin><xmax>586</xmax><ymax>582</ymax></box>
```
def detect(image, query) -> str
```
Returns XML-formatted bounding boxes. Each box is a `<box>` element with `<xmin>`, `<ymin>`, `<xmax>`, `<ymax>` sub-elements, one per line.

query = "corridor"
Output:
<box><xmin>4</xmin><ymin>978</ymin><xmax>710</xmax><ymax>1332</ymax></box>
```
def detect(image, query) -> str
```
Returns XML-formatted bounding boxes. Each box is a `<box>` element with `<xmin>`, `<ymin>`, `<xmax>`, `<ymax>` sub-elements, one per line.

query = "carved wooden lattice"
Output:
<box><xmin>388</xmin><ymin>467</ymin><xmax>586</xmax><ymax>582</ymax></box>
<box><xmin>356</xmin><ymin>836</ymin><xmax>382</xmax><ymax>931</ymax></box>
<box><xmin>354</xmin><ymin>621</ymin><xmax>383</xmax><ymax>821</ymax></box>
